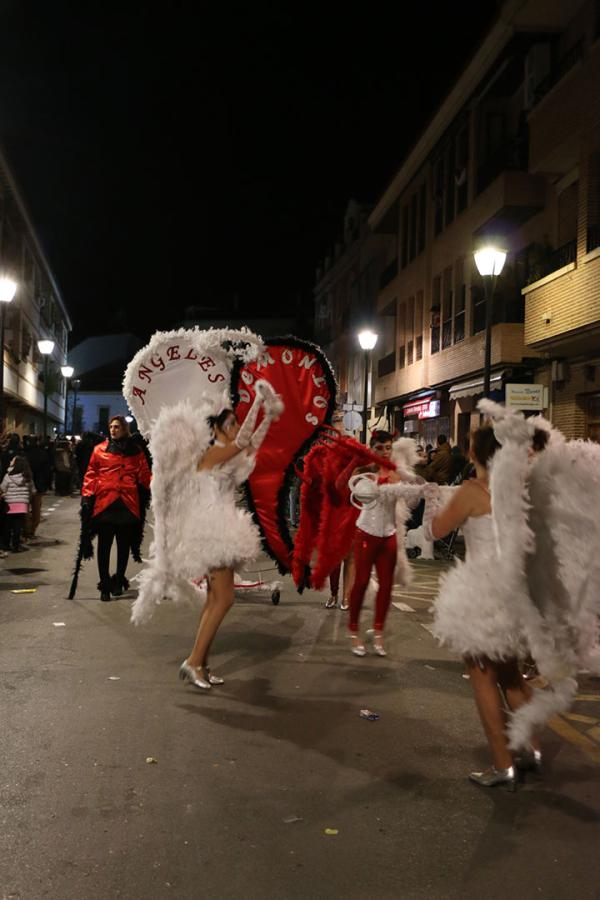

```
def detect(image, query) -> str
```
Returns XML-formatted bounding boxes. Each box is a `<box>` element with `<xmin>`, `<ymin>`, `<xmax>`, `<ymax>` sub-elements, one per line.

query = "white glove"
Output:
<box><xmin>255</xmin><ymin>380</ymin><xmax>284</xmax><ymax>419</ymax></box>
<box><xmin>422</xmin><ymin>483</ymin><xmax>442</xmax><ymax>542</ymax></box>
<box><xmin>234</xmin><ymin>392</ymin><xmax>263</xmax><ymax>449</ymax></box>
<box><xmin>348</xmin><ymin>473</ymin><xmax>379</xmax><ymax>510</ymax></box>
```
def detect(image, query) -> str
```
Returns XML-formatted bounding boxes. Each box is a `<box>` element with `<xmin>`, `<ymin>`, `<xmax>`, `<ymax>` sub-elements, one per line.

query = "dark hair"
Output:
<box><xmin>208</xmin><ymin>409</ymin><xmax>235</xmax><ymax>432</ymax></box>
<box><xmin>532</xmin><ymin>428</ymin><xmax>549</xmax><ymax>453</ymax></box>
<box><xmin>437</xmin><ymin>434</ymin><xmax>447</xmax><ymax>445</ymax></box>
<box><xmin>10</xmin><ymin>454</ymin><xmax>33</xmax><ymax>480</ymax></box>
<box><xmin>470</xmin><ymin>425</ymin><xmax>500</xmax><ymax>468</ymax></box>
<box><xmin>109</xmin><ymin>415</ymin><xmax>131</xmax><ymax>436</ymax></box>
<box><xmin>369</xmin><ymin>429</ymin><xmax>393</xmax><ymax>447</ymax></box>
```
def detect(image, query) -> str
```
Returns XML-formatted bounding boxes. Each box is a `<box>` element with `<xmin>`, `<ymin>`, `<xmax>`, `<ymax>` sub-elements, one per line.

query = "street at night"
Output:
<box><xmin>3</xmin><ymin>1</ymin><xmax>600</xmax><ymax>897</ymax></box>
<box><xmin>2</xmin><ymin>498</ymin><xmax>600</xmax><ymax>899</ymax></box>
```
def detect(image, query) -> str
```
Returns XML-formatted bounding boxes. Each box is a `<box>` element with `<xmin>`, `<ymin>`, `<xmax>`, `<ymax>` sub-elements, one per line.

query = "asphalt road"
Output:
<box><xmin>1</xmin><ymin>495</ymin><xmax>600</xmax><ymax>900</ymax></box>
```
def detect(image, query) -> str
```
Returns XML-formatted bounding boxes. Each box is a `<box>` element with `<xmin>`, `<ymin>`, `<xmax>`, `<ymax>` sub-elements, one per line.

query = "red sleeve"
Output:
<box><xmin>82</xmin><ymin>447</ymin><xmax>100</xmax><ymax>497</ymax></box>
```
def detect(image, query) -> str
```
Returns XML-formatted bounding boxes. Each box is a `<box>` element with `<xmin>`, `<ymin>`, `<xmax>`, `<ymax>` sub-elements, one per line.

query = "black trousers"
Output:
<box><xmin>96</xmin><ymin>523</ymin><xmax>134</xmax><ymax>588</ymax></box>
<box><xmin>4</xmin><ymin>513</ymin><xmax>25</xmax><ymax>550</ymax></box>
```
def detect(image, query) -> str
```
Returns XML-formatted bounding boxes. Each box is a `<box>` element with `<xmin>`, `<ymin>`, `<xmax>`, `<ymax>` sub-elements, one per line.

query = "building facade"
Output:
<box><xmin>1</xmin><ymin>147</ymin><xmax>72</xmax><ymax>435</ymax></box>
<box><xmin>314</xmin><ymin>200</ymin><xmax>394</xmax><ymax>433</ymax></box>
<box><xmin>366</xmin><ymin>0</ymin><xmax>600</xmax><ymax>447</ymax></box>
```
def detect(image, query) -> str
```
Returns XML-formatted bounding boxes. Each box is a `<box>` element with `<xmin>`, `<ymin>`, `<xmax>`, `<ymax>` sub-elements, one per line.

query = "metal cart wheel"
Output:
<box><xmin>271</xmin><ymin>589</ymin><xmax>281</xmax><ymax>605</ymax></box>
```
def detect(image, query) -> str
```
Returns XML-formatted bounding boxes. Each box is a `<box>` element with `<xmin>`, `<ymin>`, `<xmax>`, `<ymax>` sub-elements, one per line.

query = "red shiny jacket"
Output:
<box><xmin>82</xmin><ymin>440</ymin><xmax>151</xmax><ymax>520</ymax></box>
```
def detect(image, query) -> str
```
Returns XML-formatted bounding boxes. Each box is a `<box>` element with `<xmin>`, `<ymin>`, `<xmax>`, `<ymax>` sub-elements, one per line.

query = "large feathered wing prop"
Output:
<box><xmin>480</xmin><ymin>399</ymin><xmax>600</xmax><ymax>748</ymax></box>
<box><xmin>122</xmin><ymin>327</ymin><xmax>264</xmax><ymax>623</ymax></box>
<box><xmin>233</xmin><ymin>337</ymin><xmax>337</xmax><ymax>574</ymax></box>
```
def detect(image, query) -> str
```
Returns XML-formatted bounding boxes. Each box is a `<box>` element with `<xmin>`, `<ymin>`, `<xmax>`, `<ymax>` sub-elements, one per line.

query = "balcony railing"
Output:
<box><xmin>431</xmin><ymin>326</ymin><xmax>440</xmax><ymax>355</ymax></box>
<box><xmin>534</xmin><ymin>40</ymin><xmax>583</xmax><ymax>107</ymax></box>
<box><xmin>406</xmin><ymin>339</ymin><xmax>413</xmax><ymax>366</ymax></box>
<box><xmin>476</xmin><ymin>138</ymin><xmax>528</xmax><ymax>194</ymax></box>
<box><xmin>416</xmin><ymin>335</ymin><xmax>423</xmax><ymax>360</ymax></box>
<box><xmin>587</xmin><ymin>225</ymin><xmax>600</xmax><ymax>254</ymax></box>
<box><xmin>379</xmin><ymin>258</ymin><xmax>398</xmax><ymax>290</ymax></box>
<box><xmin>520</xmin><ymin>239</ymin><xmax>577</xmax><ymax>287</ymax></box>
<box><xmin>377</xmin><ymin>351</ymin><xmax>396</xmax><ymax>378</ymax></box>
<box><xmin>454</xmin><ymin>312</ymin><xmax>465</xmax><ymax>343</ymax></box>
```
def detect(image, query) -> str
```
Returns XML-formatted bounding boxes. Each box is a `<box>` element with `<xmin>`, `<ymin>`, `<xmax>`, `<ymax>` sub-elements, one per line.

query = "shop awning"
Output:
<box><xmin>449</xmin><ymin>371</ymin><xmax>505</xmax><ymax>401</ymax></box>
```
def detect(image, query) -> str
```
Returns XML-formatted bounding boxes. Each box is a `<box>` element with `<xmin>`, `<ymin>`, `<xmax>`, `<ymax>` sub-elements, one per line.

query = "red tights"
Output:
<box><xmin>349</xmin><ymin>529</ymin><xmax>397</xmax><ymax>633</ymax></box>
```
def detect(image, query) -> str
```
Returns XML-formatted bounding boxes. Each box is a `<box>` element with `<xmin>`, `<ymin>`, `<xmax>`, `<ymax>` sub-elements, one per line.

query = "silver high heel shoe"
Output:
<box><xmin>350</xmin><ymin>635</ymin><xmax>366</xmax><ymax>657</ymax></box>
<box><xmin>205</xmin><ymin>668</ymin><xmax>224</xmax><ymax>686</ymax></box>
<box><xmin>179</xmin><ymin>660</ymin><xmax>211</xmax><ymax>690</ymax></box>
<box><xmin>366</xmin><ymin>629</ymin><xmax>387</xmax><ymax>656</ymax></box>
<box><xmin>468</xmin><ymin>765</ymin><xmax>517</xmax><ymax>791</ymax></box>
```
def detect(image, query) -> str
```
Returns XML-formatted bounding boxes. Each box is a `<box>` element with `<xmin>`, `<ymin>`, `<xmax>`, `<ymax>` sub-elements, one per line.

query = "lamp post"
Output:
<box><xmin>61</xmin><ymin>364</ymin><xmax>74</xmax><ymax>433</ymax></box>
<box><xmin>71</xmin><ymin>378</ymin><xmax>81</xmax><ymax>434</ymax></box>
<box><xmin>474</xmin><ymin>246</ymin><xmax>507</xmax><ymax>396</ymax></box>
<box><xmin>37</xmin><ymin>339</ymin><xmax>55</xmax><ymax>438</ymax></box>
<box><xmin>357</xmin><ymin>329</ymin><xmax>378</xmax><ymax>444</ymax></box>
<box><xmin>0</xmin><ymin>276</ymin><xmax>18</xmax><ymax>431</ymax></box>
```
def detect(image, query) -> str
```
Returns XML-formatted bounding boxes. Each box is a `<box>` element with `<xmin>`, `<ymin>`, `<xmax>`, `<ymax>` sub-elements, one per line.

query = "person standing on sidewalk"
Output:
<box><xmin>24</xmin><ymin>436</ymin><xmax>51</xmax><ymax>540</ymax></box>
<box><xmin>80</xmin><ymin>416</ymin><xmax>151</xmax><ymax>601</ymax></box>
<box><xmin>1</xmin><ymin>455</ymin><xmax>35</xmax><ymax>552</ymax></box>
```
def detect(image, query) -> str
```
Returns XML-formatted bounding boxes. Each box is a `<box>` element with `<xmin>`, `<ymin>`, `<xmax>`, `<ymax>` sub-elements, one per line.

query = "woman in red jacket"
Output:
<box><xmin>82</xmin><ymin>416</ymin><xmax>151</xmax><ymax>601</ymax></box>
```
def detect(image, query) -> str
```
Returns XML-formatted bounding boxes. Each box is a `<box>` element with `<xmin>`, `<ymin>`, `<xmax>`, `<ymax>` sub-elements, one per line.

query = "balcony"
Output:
<box><xmin>379</xmin><ymin>258</ymin><xmax>398</xmax><ymax>290</ymax></box>
<box><xmin>587</xmin><ymin>225</ymin><xmax>600</xmax><ymax>255</ymax></box>
<box><xmin>519</xmin><ymin>239</ymin><xmax>577</xmax><ymax>288</ymax></box>
<box><xmin>533</xmin><ymin>41</ymin><xmax>583</xmax><ymax>108</ymax></box>
<box><xmin>473</xmin><ymin>169</ymin><xmax>546</xmax><ymax>239</ymax></box>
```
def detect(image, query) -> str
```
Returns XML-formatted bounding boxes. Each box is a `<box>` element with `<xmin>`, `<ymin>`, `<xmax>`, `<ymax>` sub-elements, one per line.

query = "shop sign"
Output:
<box><xmin>403</xmin><ymin>398</ymin><xmax>441</xmax><ymax>419</ymax></box>
<box><xmin>505</xmin><ymin>383</ymin><xmax>545</xmax><ymax>410</ymax></box>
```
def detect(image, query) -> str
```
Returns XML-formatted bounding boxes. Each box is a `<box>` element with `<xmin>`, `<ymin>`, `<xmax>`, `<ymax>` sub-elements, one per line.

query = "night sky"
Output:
<box><xmin>0</xmin><ymin>1</ymin><xmax>499</xmax><ymax>345</ymax></box>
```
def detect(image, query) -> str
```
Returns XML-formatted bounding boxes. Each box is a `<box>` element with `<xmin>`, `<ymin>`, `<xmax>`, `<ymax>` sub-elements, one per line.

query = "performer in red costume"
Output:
<box><xmin>346</xmin><ymin>430</ymin><xmax>423</xmax><ymax>658</ymax></box>
<box><xmin>80</xmin><ymin>416</ymin><xmax>151</xmax><ymax>601</ymax></box>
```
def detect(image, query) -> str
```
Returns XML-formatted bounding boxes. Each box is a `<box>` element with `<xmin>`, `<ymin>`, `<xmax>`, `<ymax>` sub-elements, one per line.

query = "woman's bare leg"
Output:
<box><xmin>497</xmin><ymin>659</ymin><xmax>542</xmax><ymax>752</ymax></box>
<box><xmin>467</xmin><ymin>657</ymin><xmax>513</xmax><ymax>769</ymax></box>
<box><xmin>187</xmin><ymin>568</ymin><xmax>234</xmax><ymax>669</ymax></box>
<box><xmin>341</xmin><ymin>554</ymin><xmax>355</xmax><ymax>609</ymax></box>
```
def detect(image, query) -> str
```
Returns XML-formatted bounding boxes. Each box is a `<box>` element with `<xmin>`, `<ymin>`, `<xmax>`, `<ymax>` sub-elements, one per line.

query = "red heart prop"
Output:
<box><xmin>235</xmin><ymin>338</ymin><xmax>336</xmax><ymax>573</ymax></box>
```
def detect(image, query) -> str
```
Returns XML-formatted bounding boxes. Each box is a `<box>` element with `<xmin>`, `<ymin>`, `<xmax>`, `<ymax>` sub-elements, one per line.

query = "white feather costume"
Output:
<box><xmin>430</xmin><ymin>398</ymin><xmax>600</xmax><ymax>749</ymax></box>
<box><xmin>122</xmin><ymin>327</ymin><xmax>273</xmax><ymax>624</ymax></box>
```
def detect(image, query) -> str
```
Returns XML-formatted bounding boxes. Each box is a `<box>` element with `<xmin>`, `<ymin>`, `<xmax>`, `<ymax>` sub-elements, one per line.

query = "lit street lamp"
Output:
<box><xmin>71</xmin><ymin>378</ymin><xmax>81</xmax><ymax>434</ymax></box>
<box><xmin>0</xmin><ymin>275</ymin><xmax>18</xmax><ymax>431</ymax></box>
<box><xmin>358</xmin><ymin>329</ymin><xmax>378</xmax><ymax>444</ymax></box>
<box><xmin>38</xmin><ymin>339</ymin><xmax>55</xmax><ymax>438</ymax></box>
<box><xmin>474</xmin><ymin>246</ymin><xmax>507</xmax><ymax>396</ymax></box>
<box><xmin>61</xmin><ymin>364</ymin><xmax>74</xmax><ymax>433</ymax></box>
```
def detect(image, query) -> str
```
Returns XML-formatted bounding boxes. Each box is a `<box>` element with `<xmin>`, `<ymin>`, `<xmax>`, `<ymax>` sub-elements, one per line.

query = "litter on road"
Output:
<box><xmin>283</xmin><ymin>816</ymin><xmax>302</xmax><ymax>824</ymax></box>
<box><xmin>324</xmin><ymin>828</ymin><xmax>339</xmax><ymax>836</ymax></box>
<box><xmin>146</xmin><ymin>757</ymin><xmax>158</xmax><ymax>764</ymax></box>
<box><xmin>108</xmin><ymin>676</ymin><xmax>121</xmax><ymax>681</ymax></box>
<box><xmin>53</xmin><ymin>622</ymin><xmax>66</xmax><ymax>627</ymax></box>
<box><xmin>359</xmin><ymin>709</ymin><xmax>380</xmax><ymax>721</ymax></box>
<box><xmin>11</xmin><ymin>588</ymin><xmax>37</xmax><ymax>594</ymax></box>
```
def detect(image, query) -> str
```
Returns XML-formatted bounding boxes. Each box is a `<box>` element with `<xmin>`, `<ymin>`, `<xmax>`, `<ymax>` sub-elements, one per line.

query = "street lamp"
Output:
<box><xmin>71</xmin><ymin>378</ymin><xmax>81</xmax><ymax>434</ymax></box>
<box><xmin>61</xmin><ymin>364</ymin><xmax>74</xmax><ymax>433</ymax></box>
<box><xmin>0</xmin><ymin>275</ymin><xmax>18</xmax><ymax>431</ymax></box>
<box><xmin>358</xmin><ymin>329</ymin><xmax>378</xmax><ymax>444</ymax></box>
<box><xmin>474</xmin><ymin>246</ymin><xmax>507</xmax><ymax>396</ymax></box>
<box><xmin>37</xmin><ymin>339</ymin><xmax>55</xmax><ymax>437</ymax></box>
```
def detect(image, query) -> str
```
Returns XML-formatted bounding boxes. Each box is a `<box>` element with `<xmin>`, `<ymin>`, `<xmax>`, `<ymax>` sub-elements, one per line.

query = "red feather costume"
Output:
<box><xmin>292</xmin><ymin>429</ymin><xmax>396</xmax><ymax>591</ymax></box>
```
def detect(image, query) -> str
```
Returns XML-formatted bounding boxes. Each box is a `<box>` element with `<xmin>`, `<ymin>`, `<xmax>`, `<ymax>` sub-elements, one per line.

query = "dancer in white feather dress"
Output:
<box><xmin>425</xmin><ymin>424</ymin><xmax>540</xmax><ymax>791</ymax></box>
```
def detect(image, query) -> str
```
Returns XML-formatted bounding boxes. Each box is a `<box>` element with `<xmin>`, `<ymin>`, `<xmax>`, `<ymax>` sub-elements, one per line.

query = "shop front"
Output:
<box><xmin>400</xmin><ymin>392</ymin><xmax>449</xmax><ymax>447</ymax></box>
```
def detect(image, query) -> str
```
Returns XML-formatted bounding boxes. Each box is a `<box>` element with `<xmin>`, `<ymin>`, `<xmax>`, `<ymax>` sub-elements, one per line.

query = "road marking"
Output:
<box><xmin>548</xmin><ymin>715</ymin><xmax>600</xmax><ymax>764</ymax></box>
<box><xmin>566</xmin><ymin>713</ymin><xmax>598</xmax><ymax>725</ymax></box>
<box><xmin>575</xmin><ymin>694</ymin><xmax>600</xmax><ymax>702</ymax></box>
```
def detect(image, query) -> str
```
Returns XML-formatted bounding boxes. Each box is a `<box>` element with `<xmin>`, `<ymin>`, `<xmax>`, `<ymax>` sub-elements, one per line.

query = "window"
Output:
<box><xmin>456</xmin><ymin>127</ymin><xmax>469</xmax><ymax>213</ymax></box>
<box><xmin>377</xmin><ymin>300</ymin><xmax>397</xmax><ymax>378</ymax></box>
<box><xmin>431</xmin><ymin>276</ymin><xmax>441</xmax><ymax>354</ymax></box>
<box><xmin>557</xmin><ymin>179</ymin><xmax>578</xmax><ymax>251</ymax></box>
<box><xmin>472</xmin><ymin>284</ymin><xmax>485</xmax><ymax>335</ymax></box>
<box><xmin>398</xmin><ymin>302</ymin><xmax>406</xmax><ymax>369</ymax></box>
<box><xmin>442</xmin><ymin>267</ymin><xmax>453</xmax><ymax>349</ymax></box>
<box><xmin>434</xmin><ymin>160</ymin><xmax>444</xmax><ymax>235</ymax></box>
<box><xmin>415</xmin><ymin>290</ymin><xmax>424</xmax><ymax>360</ymax></box>
<box><xmin>454</xmin><ymin>258</ymin><xmax>466</xmax><ymax>343</ymax></box>
<box><xmin>445</xmin><ymin>143</ymin><xmax>455</xmax><ymax>226</ymax></box>
<box><xmin>409</xmin><ymin>194</ymin><xmax>417</xmax><ymax>261</ymax></box>
<box><xmin>406</xmin><ymin>296</ymin><xmax>415</xmax><ymax>365</ymax></box>
<box><xmin>401</xmin><ymin>205</ymin><xmax>409</xmax><ymax>268</ymax></box>
<box><xmin>587</xmin><ymin>153</ymin><xmax>600</xmax><ymax>253</ymax></box>
<box><xmin>417</xmin><ymin>184</ymin><xmax>427</xmax><ymax>254</ymax></box>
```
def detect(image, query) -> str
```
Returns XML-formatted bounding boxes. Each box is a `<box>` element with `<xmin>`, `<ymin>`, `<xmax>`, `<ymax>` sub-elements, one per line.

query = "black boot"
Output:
<box><xmin>98</xmin><ymin>580</ymin><xmax>111</xmax><ymax>602</ymax></box>
<box><xmin>110</xmin><ymin>573</ymin><xmax>129</xmax><ymax>597</ymax></box>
